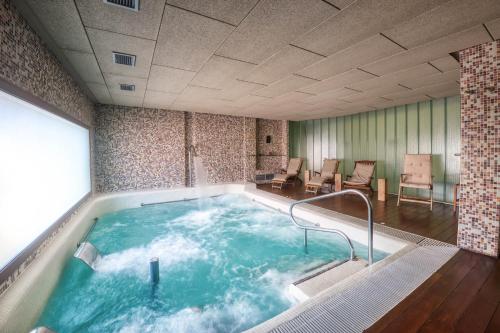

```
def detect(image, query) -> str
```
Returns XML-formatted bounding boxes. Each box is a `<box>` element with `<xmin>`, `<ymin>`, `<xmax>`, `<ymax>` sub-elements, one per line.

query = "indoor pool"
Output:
<box><xmin>37</xmin><ymin>194</ymin><xmax>386</xmax><ymax>333</ymax></box>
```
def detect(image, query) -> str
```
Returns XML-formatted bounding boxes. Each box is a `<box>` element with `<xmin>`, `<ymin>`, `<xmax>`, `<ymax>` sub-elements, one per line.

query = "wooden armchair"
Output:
<box><xmin>343</xmin><ymin>160</ymin><xmax>376</xmax><ymax>193</ymax></box>
<box><xmin>305</xmin><ymin>159</ymin><xmax>339</xmax><ymax>194</ymax></box>
<box><xmin>398</xmin><ymin>154</ymin><xmax>433</xmax><ymax>210</ymax></box>
<box><xmin>271</xmin><ymin>158</ymin><xmax>303</xmax><ymax>189</ymax></box>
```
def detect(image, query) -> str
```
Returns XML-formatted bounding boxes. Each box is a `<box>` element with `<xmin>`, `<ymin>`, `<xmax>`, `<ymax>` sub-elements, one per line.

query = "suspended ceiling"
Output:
<box><xmin>14</xmin><ymin>0</ymin><xmax>500</xmax><ymax>120</ymax></box>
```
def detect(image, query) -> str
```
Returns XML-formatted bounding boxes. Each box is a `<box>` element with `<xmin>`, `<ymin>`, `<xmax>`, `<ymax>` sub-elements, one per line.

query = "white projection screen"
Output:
<box><xmin>0</xmin><ymin>89</ymin><xmax>91</xmax><ymax>270</ymax></box>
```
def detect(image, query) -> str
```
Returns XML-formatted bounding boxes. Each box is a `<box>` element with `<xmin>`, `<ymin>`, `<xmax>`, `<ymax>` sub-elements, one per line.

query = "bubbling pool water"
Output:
<box><xmin>37</xmin><ymin>194</ymin><xmax>386</xmax><ymax>332</ymax></box>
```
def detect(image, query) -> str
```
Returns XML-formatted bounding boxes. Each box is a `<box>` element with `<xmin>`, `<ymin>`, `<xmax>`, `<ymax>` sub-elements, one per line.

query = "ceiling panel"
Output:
<box><xmin>382</xmin><ymin>0</ymin><xmax>500</xmax><ymax>49</ymax></box>
<box><xmin>485</xmin><ymin>18</ymin><xmax>500</xmax><ymax>40</ymax></box>
<box><xmin>20</xmin><ymin>0</ymin><xmax>490</xmax><ymax>120</ymax></box>
<box><xmin>75</xmin><ymin>0</ymin><xmax>166</xmax><ymax>40</ymax></box>
<box><xmin>347</xmin><ymin>63</ymin><xmax>440</xmax><ymax>91</ymax></box>
<box><xmin>87</xmin><ymin>83</ymin><xmax>112</xmax><ymax>104</ymax></box>
<box><xmin>25</xmin><ymin>0</ymin><xmax>92</xmax><ymax>52</ymax></box>
<box><xmin>104</xmin><ymin>74</ymin><xmax>147</xmax><ymax>98</ymax></box>
<box><xmin>292</xmin><ymin>0</ymin><xmax>447</xmax><ymax>56</ymax></box>
<box><xmin>110</xmin><ymin>94</ymin><xmax>144</xmax><ymax>107</ymax></box>
<box><xmin>299</xmin><ymin>69</ymin><xmax>376</xmax><ymax>94</ymax></box>
<box><xmin>166</xmin><ymin>0</ymin><xmax>259</xmax><ymax>26</ymax></box>
<box><xmin>147</xmin><ymin>65</ymin><xmax>196</xmax><ymax>94</ymax></box>
<box><xmin>153</xmin><ymin>6</ymin><xmax>234</xmax><ymax>71</ymax></box>
<box><xmin>296</xmin><ymin>34</ymin><xmax>404</xmax><ymax>80</ymax></box>
<box><xmin>253</xmin><ymin>75</ymin><xmax>318</xmax><ymax>98</ymax></box>
<box><xmin>259</xmin><ymin>91</ymin><xmax>315</xmax><ymax>106</ymax></box>
<box><xmin>87</xmin><ymin>28</ymin><xmax>155</xmax><ymax>78</ymax></box>
<box><xmin>191</xmin><ymin>55</ymin><xmax>256</xmax><ymax>89</ymax></box>
<box><xmin>63</xmin><ymin>50</ymin><xmax>105</xmax><ymax>84</ymax></box>
<box><xmin>303</xmin><ymin>88</ymin><xmax>361</xmax><ymax>105</ymax></box>
<box><xmin>175</xmin><ymin>85</ymin><xmax>222</xmax><ymax>104</ymax></box>
<box><xmin>398</xmin><ymin>69</ymin><xmax>459</xmax><ymax>89</ymax></box>
<box><xmin>429</xmin><ymin>55</ymin><xmax>460</xmax><ymax>72</ymax></box>
<box><xmin>241</xmin><ymin>45</ymin><xmax>324</xmax><ymax>85</ymax></box>
<box><xmin>324</xmin><ymin>0</ymin><xmax>356</xmax><ymax>9</ymax></box>
<box><xmin>215</xmin><ymin>0</ymin><xmax>337</xmax><ymax>63</ymax></box>
<box><xmin>217</xmin><ymin>80</ymin><xmax>265</xmax><ymax>101</ymax></box>
<box><xmin>143</xmin><ymin>90</ymin><xmax>178</xmax><ymax>108</ymax></box>
<box><xmin>361</xmin><ymin>25</ymin><xmax>491</xmax><ymax>76</ymax></box>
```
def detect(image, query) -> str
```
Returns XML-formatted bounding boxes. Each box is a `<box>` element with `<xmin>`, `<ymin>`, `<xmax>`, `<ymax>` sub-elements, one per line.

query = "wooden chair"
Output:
<box><xmin>397</xmin><ymin>154</ymin><xmax>433</xmax><ymax>210</ymax></box>
<box><xmin>271</xmin><ymin>158</ymin><xmax>303</xmax><ymax>190</ymax></box>
<box><xmin>305</xmin><ymin>159</ymin><xmax>340</xmax><ymax>194</ymax></box>
<box><xmin>343</xmin><ymin>160</ymin><xmax>376</xmax><ymax>193</ymax></box>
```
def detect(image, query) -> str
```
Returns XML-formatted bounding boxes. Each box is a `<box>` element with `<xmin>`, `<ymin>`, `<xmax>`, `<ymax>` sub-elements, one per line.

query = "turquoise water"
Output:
<box><xmin>37</xmin><ymin>194</ymin><xmax>386</xmax><ymax>332</ymax></box>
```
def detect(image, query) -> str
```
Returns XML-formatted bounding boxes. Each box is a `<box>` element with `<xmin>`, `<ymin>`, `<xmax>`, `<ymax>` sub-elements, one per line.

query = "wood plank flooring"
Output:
<box><xmin>256</xmin><ymin>183</ymin><xmax>499</xmax><ymax>332</ymax></box>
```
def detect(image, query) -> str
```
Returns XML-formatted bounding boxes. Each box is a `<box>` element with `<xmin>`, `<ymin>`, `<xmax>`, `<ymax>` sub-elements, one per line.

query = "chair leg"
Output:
<box><xmin>397</xmin><ymin>186</ymin><xmax>402</xmax><ymax>206</ymax></box>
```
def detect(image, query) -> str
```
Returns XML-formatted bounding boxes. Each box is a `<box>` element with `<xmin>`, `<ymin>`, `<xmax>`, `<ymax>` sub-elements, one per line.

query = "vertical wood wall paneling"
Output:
<box><xmin>288</xmin><ymin>96</ymin><xmax>460</xmax><ymax>204</ymax></box>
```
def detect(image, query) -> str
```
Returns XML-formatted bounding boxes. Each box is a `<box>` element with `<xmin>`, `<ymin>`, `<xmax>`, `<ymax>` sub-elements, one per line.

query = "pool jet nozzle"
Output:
<box><xmin>150</xmin><ymin>257</ymin><xmax>160</xmax><ymax>284</ymax></box>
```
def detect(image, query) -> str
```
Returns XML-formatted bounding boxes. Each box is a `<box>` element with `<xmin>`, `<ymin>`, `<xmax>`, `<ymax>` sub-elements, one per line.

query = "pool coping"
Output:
<box><xmin>0</xmin><ymin>183</ymin><xmax>457</xmax><ymax>333</ymax></box>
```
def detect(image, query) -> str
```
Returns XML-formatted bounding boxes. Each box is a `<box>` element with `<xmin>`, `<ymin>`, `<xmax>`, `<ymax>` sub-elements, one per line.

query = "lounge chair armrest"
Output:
<box><xmin>279</xmin><ymin>168</ymin><xmax>287</xmax><ymax>174</ymax></box>
<box><xmin>313</xmin><ymin>171</ymin><xmax>321</xmax><ymax>175</ymax></box>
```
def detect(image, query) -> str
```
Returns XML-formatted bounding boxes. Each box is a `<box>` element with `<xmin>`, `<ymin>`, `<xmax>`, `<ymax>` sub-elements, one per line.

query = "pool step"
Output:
<box><xmin>289</xmin><ymin>258</ymin><xmax>368</xmax><ymax>302</ymax></box>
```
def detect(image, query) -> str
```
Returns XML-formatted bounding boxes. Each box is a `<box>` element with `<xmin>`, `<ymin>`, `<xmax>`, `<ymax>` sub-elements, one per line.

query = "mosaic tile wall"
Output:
<box><xmin>0</xmin><ymin>0</ymin><xmax>94</xmax><ymax>127</ymax></box>
<box><xmin>187</xmin><ymin>112</ymin><xmax>257</xmax><ymax>185</ymax></box>
<box><xmin>0</xmin><ymin>0</ymin><xmax>96</xmax><ymax>294</ymax></box>
<box><xmin>95</xmin><ymin>106</ymin><xmax>263</xmax><ymax>191</ymax></box>
<box><xmin>94</xmin><ymin>105</ymin><xmax>186</xmax><ymax>192</ymax></box>
<box><xmin>256</xmin><ymin>119</ymin><xmax>289</xmax><ymax>173</ymax></box>
<box><xmin>458</xmin><ymin>40</ymin><xmax>499</xmax><ymax>257</ymax></box>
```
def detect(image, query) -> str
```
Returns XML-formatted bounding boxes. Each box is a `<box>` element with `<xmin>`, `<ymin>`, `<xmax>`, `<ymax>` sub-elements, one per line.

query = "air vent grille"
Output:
<box><xmin>103</xmin><ymin>0</ymin><xmax>139</xmax><ymax>11</ymax></box>
<box><xmin>112</xmin><ymin>52</ymin><xmax>136</xmax><ymax>66</ymax></box>
<box><xmin>119</xmin><ymin>84</ymin><xmax>135</xmax><ymax>91</ymax></box>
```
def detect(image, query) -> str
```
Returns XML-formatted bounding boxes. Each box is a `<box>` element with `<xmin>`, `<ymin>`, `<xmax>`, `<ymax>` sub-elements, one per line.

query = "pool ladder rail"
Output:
<box><xmin>289</xmin><ymin>189</ymin><xmax>374</xmax><ymax>266</ymax></box>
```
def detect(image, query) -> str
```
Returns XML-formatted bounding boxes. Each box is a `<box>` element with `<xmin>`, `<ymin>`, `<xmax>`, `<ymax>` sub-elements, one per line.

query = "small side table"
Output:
<box><xmin>335</xmin><ymin>173</ymin><xmax>342</xmax><ymax>192</ymax></box>
<box><xmin>304</xmin><ymin>170</ymin><xmax>311</xmax><ymax>185</ymax></box>
<box><xmin>378</xmin><ymin>178</ymin><xmax>387</xmax><ymax>201</ymax></box>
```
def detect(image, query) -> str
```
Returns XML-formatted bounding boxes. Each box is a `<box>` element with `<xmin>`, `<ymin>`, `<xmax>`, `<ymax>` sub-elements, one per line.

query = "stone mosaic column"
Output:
<box><xmin>457</xmin><ymin>40</ymin><xmax>499</xmax><ymax>257</ymax></box>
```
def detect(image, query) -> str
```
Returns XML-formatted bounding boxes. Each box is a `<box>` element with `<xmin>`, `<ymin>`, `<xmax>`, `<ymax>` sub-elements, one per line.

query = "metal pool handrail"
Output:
<box><xmin>289</xmin><ymin>189</ymin><xmax>374</xmax><ymax>265</ymax></box>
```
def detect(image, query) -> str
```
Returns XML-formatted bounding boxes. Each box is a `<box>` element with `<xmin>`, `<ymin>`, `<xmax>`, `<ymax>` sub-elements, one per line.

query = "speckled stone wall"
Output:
<box><xmin>94</xmin><ymin>105</ymin><xmax>186</xmax><ymax>192</ymax></box>
<box><xmin>0</xmin><ymin>0</ymin><xmax>94</xmax><ymax>127</ymax></box>
<box><xmin>187</xmin><ymin>112</ymin><xmax>257</xmax><ymax>185</ymax></box>
<box><xmin>256</xmin><ymin>119</ymin><xmax>289</xmax><ymax>173</ymax></box>
<box><xmin>95</xmin><ymin>106</ymin><xmax>262</xmax><ymax>191</ymax></box>
<box><xmin>458</xmin><ymin>40</ymin><xmax>499</xmax><ymax>257</ymax></box>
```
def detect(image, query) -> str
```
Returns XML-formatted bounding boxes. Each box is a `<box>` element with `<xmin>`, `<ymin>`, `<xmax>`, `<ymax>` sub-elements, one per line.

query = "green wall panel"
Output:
<box><xmin>336</xmin><ymin>117</ymin><xmax>345</xmax><ymax>175</ymax></box>
<box><xmin>321</xmin><ymin>118</ymin><xmax>329</xmax><ymax>162</ymax></box>
<box><xmin>288</xmin><ymin>95</ymin><xmax>460</xmax><ymax>203</ymax></box>
<box><xmin>432</xmin><ymin>98</ymin><xmax>446</xmax><ymax>202</ymax></box>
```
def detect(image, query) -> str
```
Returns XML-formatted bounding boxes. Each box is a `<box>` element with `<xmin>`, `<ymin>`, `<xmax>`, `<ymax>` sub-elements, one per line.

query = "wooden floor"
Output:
<box><xmin>257</xmin><ymin>183</ymin><xmax>500</xmax><ymax>333</ymax></box>
<box><xmin>257</xmin><ymin>183</ymin><xmax>458</xmax><ymax>244</ymax></box>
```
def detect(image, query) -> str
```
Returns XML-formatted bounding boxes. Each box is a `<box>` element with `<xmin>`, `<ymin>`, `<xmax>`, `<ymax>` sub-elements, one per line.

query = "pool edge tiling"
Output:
<box><xmin>0</xmin><ymin>184</ymin><xmax>458</xmax><ymax>333</ymax></box>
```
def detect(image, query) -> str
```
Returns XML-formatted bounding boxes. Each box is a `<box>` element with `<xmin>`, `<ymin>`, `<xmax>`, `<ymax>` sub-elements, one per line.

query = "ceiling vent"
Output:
<box><xmin>103</xmin><ymin>0</ymin><xmax>139</xmax><ymax>11</ymax></box>
<box><xmin>112</xmin><ymin>52</ymin><xmax>136</xmax><ymax>66</ymax></box>
<box><xmin>119</xmin><ymin>84</ymin><xmax>135</xmax><ymax>92</ymax></box>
